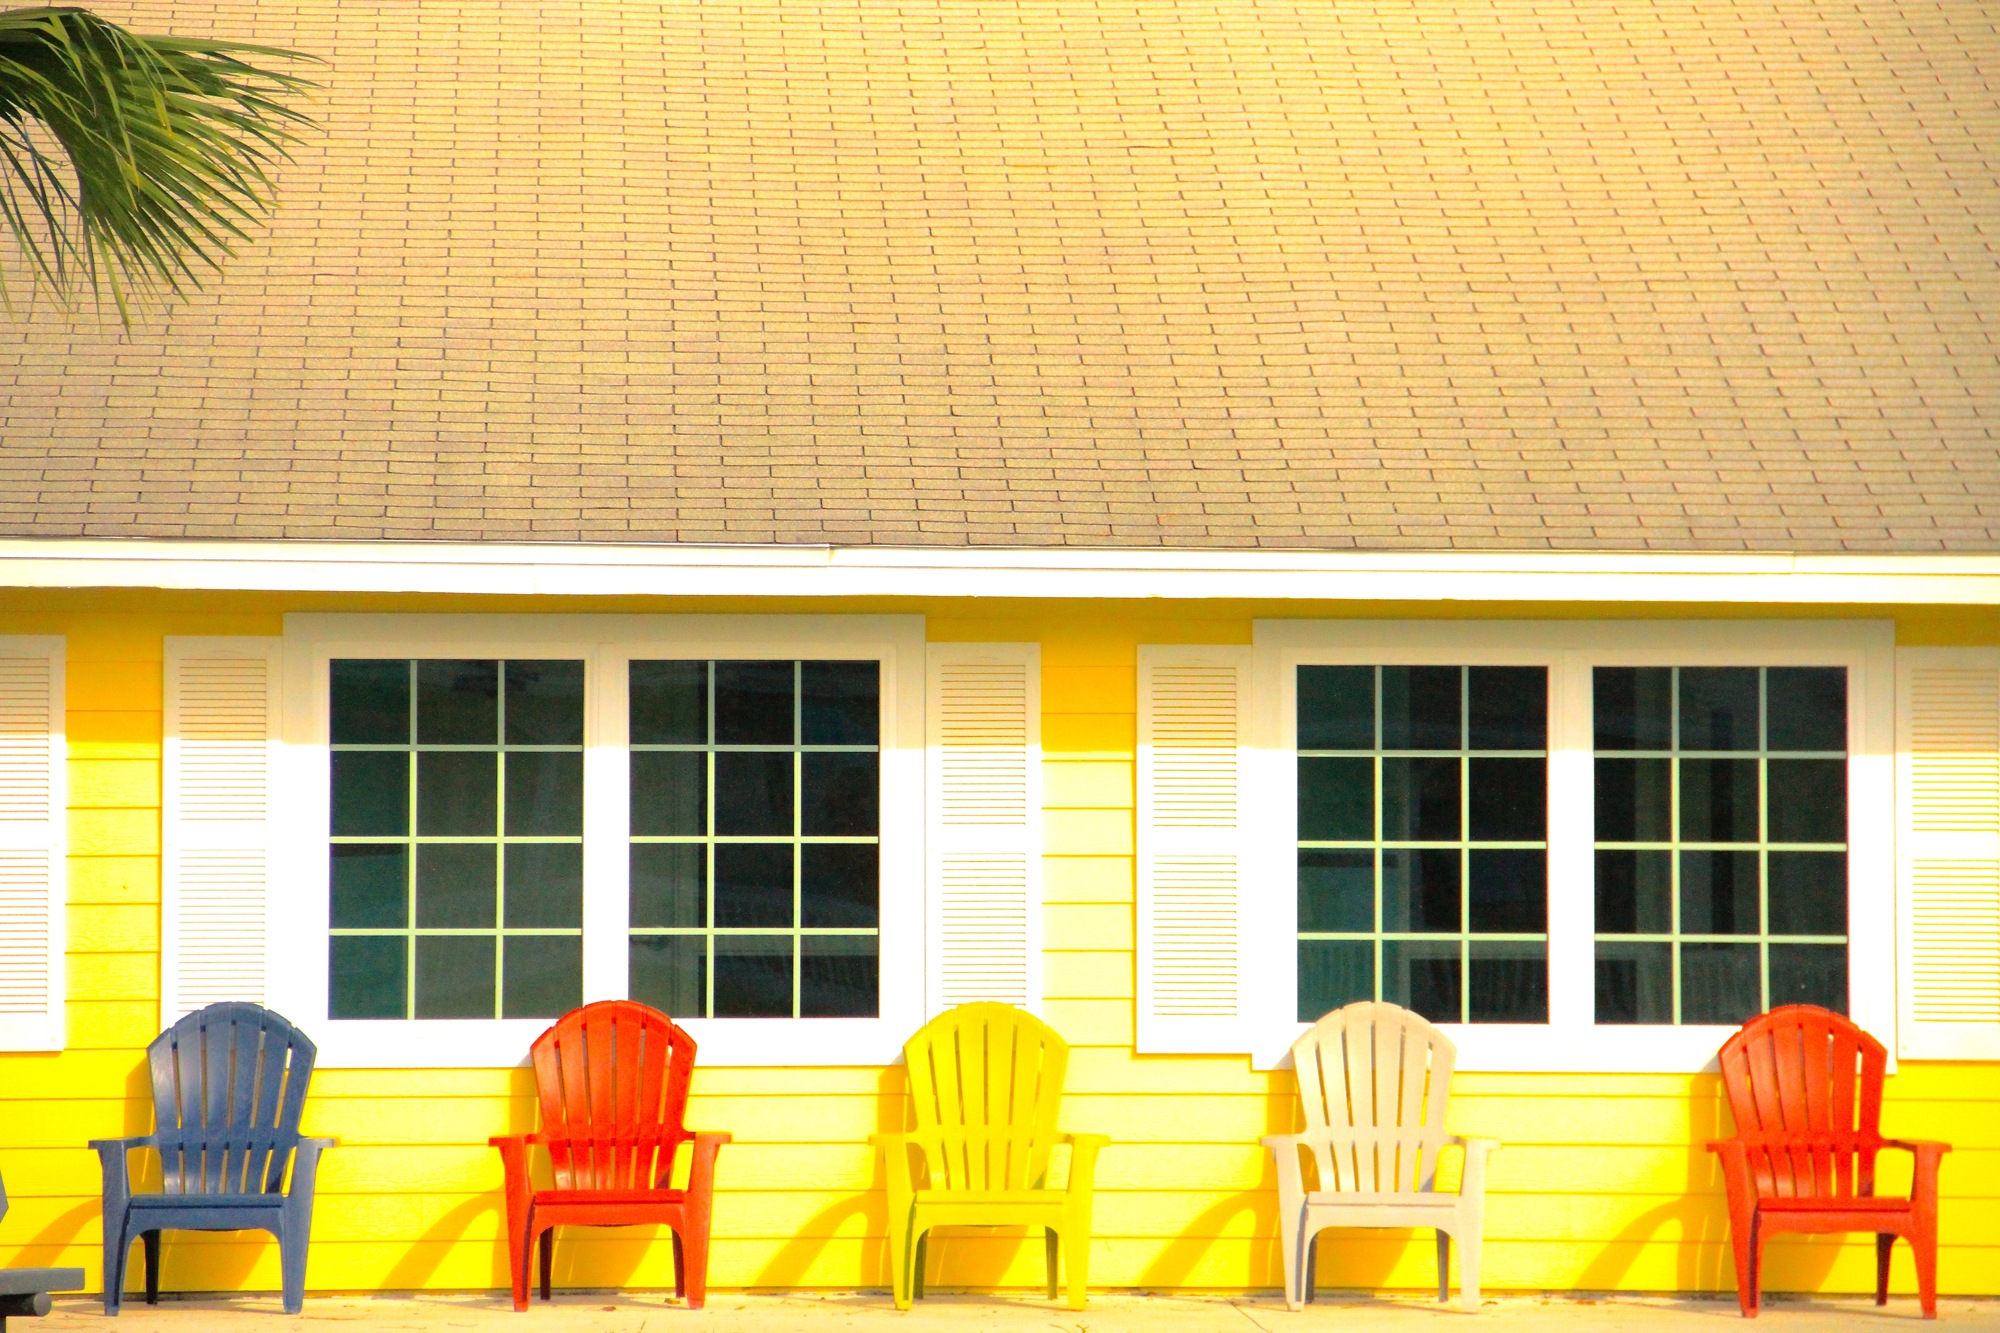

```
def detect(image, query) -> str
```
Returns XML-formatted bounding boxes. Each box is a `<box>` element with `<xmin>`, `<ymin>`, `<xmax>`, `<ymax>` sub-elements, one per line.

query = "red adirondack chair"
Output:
<box><xmin>489</xmin><ymin>1001</ymin><xmax>729</xmax><ymax>1311</ymax></box>
<box><xmin>1708</xmin><ymin>1005</ymin><xmax>1949</xmax><ymax>1319</ymax></box>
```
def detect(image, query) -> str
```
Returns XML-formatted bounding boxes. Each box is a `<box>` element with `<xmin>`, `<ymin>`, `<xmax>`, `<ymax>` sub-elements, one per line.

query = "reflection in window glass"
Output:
<box><xmin>1592</xmin><ymin>666</ymin><xmax>1847</xmax><ymax>1025</ymax></box>
<box><xmin>328</xmin><ymin>659</ymin><xmax>585</xmax><ymax>1020</ymax></box>
<box><xmin>1296</xmin><ymin>665</ymin><xmax>1550</xmax><ymax>1025</ymax></box>
<box><xmin>629</xmin><ymin>660</ymin><xmax>881</xmax><ymax>1019</ymax></box>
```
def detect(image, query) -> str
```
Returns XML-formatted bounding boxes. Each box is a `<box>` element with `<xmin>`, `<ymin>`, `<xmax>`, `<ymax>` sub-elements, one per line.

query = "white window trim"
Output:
<box><xmin>1248</xmin><ymin>619</ymin><xmax>1895</xmax><ymax>1073</ymax></box>
<box><xmin>273</xmin><ymin>613</ymin><xmax>925</xmax><ymax>1068</ymax></box>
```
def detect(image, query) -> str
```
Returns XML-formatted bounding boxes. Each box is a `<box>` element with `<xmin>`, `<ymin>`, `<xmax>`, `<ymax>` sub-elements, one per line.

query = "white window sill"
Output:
<box><xmin>1251</xmin><ymin>1021</ymin><xmax>1891</xmax><ymax>1074</ymax></box>
<box><xmin>308</xmin><ymin>1015</ymin><xmax>907</xmax><ymax>1068</ymax></box>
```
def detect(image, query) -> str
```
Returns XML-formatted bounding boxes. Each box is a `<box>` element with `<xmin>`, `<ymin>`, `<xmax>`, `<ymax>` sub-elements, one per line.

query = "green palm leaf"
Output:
<box><xmin>0</xmin><ymin>6</ymin><xmax>317</xmax><ymax>318</ymax></box>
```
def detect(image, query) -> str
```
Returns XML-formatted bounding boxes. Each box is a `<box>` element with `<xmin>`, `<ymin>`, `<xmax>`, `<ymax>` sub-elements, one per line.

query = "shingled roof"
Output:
<box><xmin>3</xmin><ymin>0</ymin><xmax>1997</xmax><ymax>550</ymax></box>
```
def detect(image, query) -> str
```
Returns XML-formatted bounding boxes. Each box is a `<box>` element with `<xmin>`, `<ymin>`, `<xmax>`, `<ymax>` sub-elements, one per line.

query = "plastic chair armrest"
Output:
<box><xmin>675</xmin><ymin>1130</ymin><xmax>730</xmax><ymax>1192</ymax></box>
<box><xmin>1883</xmin><ymin>1139</ymin><xmax>1950</xmax><ymax>1207</ymax></box>
<box><xmin>88</xmin><ymin>1136</ymin><xmax>155</xmax><ymax>1198</ymax></box>
<box><xmin>1060</xmin><ymin>1133</ymin><xmax>1109</xmax><ymax>1194</ymax></box>
<box><xmin>1260</xmin><ymin>1133</ymin><xmax>1312</xmax><ymax>1211</ymax></box>
<box><xmin>1449</xmin><ymin>1135</ymin><xmax>1500</xmax><ymax>1198</ymax></box>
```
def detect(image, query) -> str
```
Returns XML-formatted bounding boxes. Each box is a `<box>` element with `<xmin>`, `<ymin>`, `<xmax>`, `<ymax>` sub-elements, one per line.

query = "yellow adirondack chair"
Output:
<box><xmin>871</xmin><ymin>1003</ymin><xmax>1109</xmax><ymax>1310</ymax></box>
<box><xmin>1263</xmin><ymin>1001</ymin><xmax>1499</xmax><ymax>1311</ymax></box>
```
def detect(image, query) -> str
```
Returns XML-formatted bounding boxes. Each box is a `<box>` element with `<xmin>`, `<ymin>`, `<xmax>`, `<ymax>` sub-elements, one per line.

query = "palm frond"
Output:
<box><xmin>0</xmin><ymin>6</ymin><xmax>318</xmax><ymax>318</ymax></box>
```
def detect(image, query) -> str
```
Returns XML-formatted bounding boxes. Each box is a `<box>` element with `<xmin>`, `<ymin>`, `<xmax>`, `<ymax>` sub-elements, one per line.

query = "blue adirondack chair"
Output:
<box><xmin>89</xmin><ymin>1003</ymin><xmax>333</xmax><ymax>1316</ymax></box>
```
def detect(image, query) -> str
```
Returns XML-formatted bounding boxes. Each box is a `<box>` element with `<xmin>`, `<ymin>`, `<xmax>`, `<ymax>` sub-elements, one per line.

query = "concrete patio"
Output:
<box><xmin>31</xmin><ymin>1292</ymin><xmax>1999</xmax><ymax>1332</ymax></box>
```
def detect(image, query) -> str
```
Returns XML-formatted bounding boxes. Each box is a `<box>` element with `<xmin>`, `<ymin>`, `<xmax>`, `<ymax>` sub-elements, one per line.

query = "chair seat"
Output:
<box><xmin>128</xmin><ymin>1193</ymin><xmax>281</xmax><ymax>1210</ymax></box>
<box><xmin>1759</xmin><ymin>1194</ymin><xmax>1909</xmax><ymax>1214</ymax></box>
<box><xmin>533</xmin><ymin>1188</ymin><xmax>685</xmax><ymax>1207</ymax></box>
<box><xmin>1306</xmin><ymin>1190</ymin><xmax>1458</xmax><ymax>1209</ymax></box>
<box><xmin>913</xmin><ymin>1190</ymin><xmax>1072</xmax><ymax>1207</ymax></box>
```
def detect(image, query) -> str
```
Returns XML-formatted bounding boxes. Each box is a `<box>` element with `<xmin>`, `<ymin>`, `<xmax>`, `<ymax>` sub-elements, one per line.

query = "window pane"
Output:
<box><xmin>1767</xmin><ymin>668</ymin><xmax>1846</xmax><ymax>752</ymax></box>
<box><xmin>1679</xmin><ymin>758</ymin><xmax>1759</xmax><ymax>843</ymax></box>
<box><xmin>331</xmin><ymin>845</ymin><xmax>407</xmax><ymax>929</ymax></box>
<box><xmin>417</xmin><ymin>660</ymin><xmax>498</xmax><ymax>745</ymax></box>
<box><xmin>331</xmin><ymin>660</ymin><xmax>409</xmax><ymax>744</ymax></box>
<box><xmin>415</xmin><ymin>843</ymin><xmax>496</xmax><ymax>928</ymax></box>
<box><xmin>714</xmin><ymin>842</ymin><xmax>793</xmax><ymax>928</ymax></box>
<box><xmin>1298</xmin><ymin>758</ymin><xmax>1372</xmax><ymax>840</ymax></box>
<box><xmin>1595</xmin><ymin>758</ymin><xmax>1670</xmax><ymax>842</ymax></box>
<box><xmin>1767</xmin><ymin>759</ymin><xmax>1845</xmax><ymax>844</ymax></box>
<box><xmin>505</xmin><ymin>751</ymin><xmax>583</xmax><ymax>837</ymax></box>
<box><xmin>800</xmin><ymin>936</ymin><xmax>878</xmax><ymax>1016</ymax></box>
<box><xmin>631</xmin><ymin>660</ymin><xmax>708</xmax><ymax>745</ymax></box>
<box><xmin>1383</xmin><ymin>849</ymin><xmax>1459</xmax><ymax>932</ymax></box>
<box><xmin>801</xmin><ymin>843</ymin><xmax>878</xmax><ymax>927</ymax></box>
<box><xmin>330</xmin><ymin>936</ymin><xmax>406</xmax><ymax>1019</ymax></box>
<box><xmin>1383</xmin><ymin>940</ymin><xmax>1461</xmax><ymax>1023</ymax></box>
<box><xmin>1680</xmin><ymin>943</ymin><xmax>1761</xmax><ymax>1025</ymax></box>
<box><xmin>1468</xmin><ymin>757</ymin><xmax>1544</xmax><ymax>841</ymax></box>
<box><xmin>713</xmin><ymin>936</ymin><xmax>792</xmax><ymax>1017</ymax></box>
<box><xmin>416</xmin><ymin>751</ymin><xmax>497</xmax><ymax>836</ymax></box>
<box><xmin>1595</xmin><ymin>850</ymin><xmax>1671</xmax><ymax>934</ymax></box>
<box><xmin>1594</xmin><ymin>668</ymin><xmax>1671</xmax><ymax>751</ymax></box>
<box><xmin>502</xmin><ymin>935</ymin><xmax>582</xmax><ymax>1019</ymax></box>
<box><xmin>715</xmin><ymin>660</ymin><xmax>793</xmax><ymax>745</ymax></box>
<box><xmin>1468</xmin><ymin>667</ymin><xmax>1546</xmax><ymax>750</ymax></box>
<box><xmin>414</xmin><ymin>935</ymin><xmax>495</xmax><ymax>1018</ymax></box>
<box><xmin>631</xmin><ymin>934</ymin><xmax>705</xmax><ymax>1017</ymax></box>
<box><xmin>504</xmin><ymin>660</ymin><xmax>584</xmax><ymax>746</ymax></box>
<box><xmin>631</xmin><ymin>843</ymin><xmax>706</xmax><ymax>928</ymax></box>
<box><xmin>1469</xmin><ymin>849</ymin><xmax>1546</xmax><ymax>932</ymax></box>
<box><xmin>1595</xmin><ymin>942</ymin><xmax>1672</xmax><ymax>1024</ymax></box>
<box><xmin>1297</xmin><ymin>666</ymin><xmax>1374</xmax><ymax>750</ymax></box>
<box><xmin>1381</xmin><ymin>757</ymin><xmax>1459</xmax><ymax>841</ymax></box>
<box><xmin>1298</xmin><ymin>940</ymin><xmax>1373</xmax><ymax>1020</ymax></box>
<box><xmin>801</xmin><ymin>752</ymin><xmax>878</xmax><ymax>836</ymax></box>
<box><xmin>1770</xmin><ymin>943</ymin><xmax>1847</xmax><ymax>1013</ymax></box>
<box><xmin>1681</xmin><ymin>850</ymin><xmax>1760</xmax><ymax>936</ymax></box>
<box><xmin>1381</xmin><ymin>667</ymin><xmax>1460</xmax><ymax>751</ymax></box>
<box><xmin>1298</xmin><ymin>850</ymin><xmax>1374</xmax><ymax>932</ymax></box>
<box><xmin>632</xmin><ymin>751</ymin><xmax>706</xmax><ymax>837</ymax></box>
<box><xmin>1678</xmin><ymin>668</ymin><xmax>1759</xmax><ymax>752</ymax></box>
<box><xmin>1768</xmin><ymin>851</ymin><xmax>1846</xmax><ymax>936</ymax></box>
<box><xmin>505</xmin><ymin>843</ymin><xmax>583</xmax><ymax>928</ymax></box>
<box><xmin>714</xmin><ymin>751</ymin><xmax>793</xmax><ymax>836</ymax></box>
<box><xmin>801</xmin><ymin>661</ymin><xmax>879</xmax><ymax>745</ymax></box>
<box><xmin>1469</xmin><ymin>942</ymin><xmax>1547</xmax><ymax>1022</ymax></box>
<box><xmin>332</xmin><ymin>751</ymin><xmax>408</xmax><ymax>836</ymax></box>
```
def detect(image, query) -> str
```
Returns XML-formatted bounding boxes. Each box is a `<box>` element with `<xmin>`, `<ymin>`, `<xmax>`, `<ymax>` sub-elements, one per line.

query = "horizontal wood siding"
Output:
<box><xmin>0</xmin><ymin>595</ymin><xmax>1992</xmax><ymax>1297</ymax></box>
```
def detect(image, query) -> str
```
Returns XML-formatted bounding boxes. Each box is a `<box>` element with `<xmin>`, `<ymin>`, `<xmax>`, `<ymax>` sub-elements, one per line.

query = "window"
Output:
<box><xmin>329</xmin><ymin>659</ymin><xmax>585</xmax><ymax>1021</ymax></box>
<box><xmin>628</xmin><ymin>659</ymin><xmax>881</xmax><ymax>1019</ymax></box>
<box><xmin>275</xmin><ymin>614</ymin><xmax>925</xmax><ymax>1068</ymax></box>
<box><xmin>1249</xmin><ymin>619</ymin><xmax>1892</xmax><ymax>1073</ymax></box>
<box><xmin>1296</xmin><ymin>666</ymin><xmax>1549</xmax><ymax>1024</ymax></box>
<box><xmin>1593</xmin><ymin>666</ymin><xmax>1847</xmax><ymax>1025</ymax></box>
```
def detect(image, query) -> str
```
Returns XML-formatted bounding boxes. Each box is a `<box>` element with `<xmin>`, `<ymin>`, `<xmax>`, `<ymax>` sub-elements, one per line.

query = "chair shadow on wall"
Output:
<box><xmin>1572</xmin><ymin>1077</ymin><xmax>1838</xmax><ymax>1303</ymax></box>
<box><xmin>750</xmin><ymin>1067</ymin><xmax>903</xmax><ymax>1294</ymax></box>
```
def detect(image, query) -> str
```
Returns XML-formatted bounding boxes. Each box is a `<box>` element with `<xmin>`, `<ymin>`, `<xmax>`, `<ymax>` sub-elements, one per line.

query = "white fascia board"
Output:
<box><xmin>1</xmin><ymin>538</ymin><xmax>1999</xmax><ymax>604</ymax></box>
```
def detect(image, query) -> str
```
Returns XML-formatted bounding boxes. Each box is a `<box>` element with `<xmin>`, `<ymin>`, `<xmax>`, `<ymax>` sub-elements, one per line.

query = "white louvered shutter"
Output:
<box><xmin>1137</xmin><ymin>646</ymin><xmax>1251</xmax><ymax>1054</ymax></box>
<box><xmin>926</xmin><ymin>643</ymin><xmax>1042</xmax><ymax>1014</ymax></box>
<box><xmin>1897</xmin><ymin>648</ymin><xmax>2000</xmax><ymax>1060</ymax></box>
<box><xmin>162</xmin><ymin>637</ymin><xmax>279</xmax><ymax>1023</ymax></box>
<box><xmin>0</xmin><ymin>639</ymin><xmax>64</xmax><ymax>1052</ymax></box>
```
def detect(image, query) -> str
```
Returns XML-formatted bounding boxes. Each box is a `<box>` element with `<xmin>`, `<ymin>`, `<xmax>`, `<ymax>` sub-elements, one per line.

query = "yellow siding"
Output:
<box><xmin>0</xmin><ymin>593</ymin><xmax>1994</xmax><ymax>1299</ymax></box>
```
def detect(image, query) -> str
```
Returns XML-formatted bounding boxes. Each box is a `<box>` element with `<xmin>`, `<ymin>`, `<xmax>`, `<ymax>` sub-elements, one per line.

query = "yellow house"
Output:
<box><xmin>1</xmin><ymin>0</ymin><xmax>1997</xmax><ymax>1309</ymax></box>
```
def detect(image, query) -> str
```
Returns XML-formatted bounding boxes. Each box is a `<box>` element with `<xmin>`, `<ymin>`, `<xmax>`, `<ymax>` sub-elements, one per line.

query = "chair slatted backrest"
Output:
<box><xmin>530</xmin><ymin>1000</ymin><xmax>695</xmax><ymax>1191</ymax></box>
<box><xmin>1290</xmin><ymin>1002</ymin><xmax>1456</xmax><ymax>1196</ymax></box>
<box><xmin>902</xmin><ymin>1003</ymin><xmax>1068</xmax><ymax>1192</ymax></box>
<box><xmin>1716</xmin><ymin>1004</ymin><xmax>1886</xmax><ymax>1202</ymax></box>
<box><xmin>148</xmin><ymin>1002</ymin><xmax>316</xmax><ymax>1196</ymax></box>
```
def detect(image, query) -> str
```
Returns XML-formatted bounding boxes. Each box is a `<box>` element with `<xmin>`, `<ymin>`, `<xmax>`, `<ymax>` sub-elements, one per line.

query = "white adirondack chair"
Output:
<box><xmin>1262</xmin><ymin>1001</ymin><xmax>1499</xmax><ymax>1311</ymax></box>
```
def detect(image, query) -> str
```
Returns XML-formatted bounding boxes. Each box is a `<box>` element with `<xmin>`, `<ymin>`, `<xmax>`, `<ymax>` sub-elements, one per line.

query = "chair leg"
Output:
<box><xmin>885</xmin><ymin>1209</ymin><xmax>913</xmax><ymax>1311</ymax></box>
<box><xmin>1045</xmin><ymin>1228</ymin><xmax>1060</xmax><ymax>1301</ymax></box>
<box><xmin>1435</xmin><ymin>1229</ymin><xmax>1451</xmax><ymax>1304</ymax></box>
<box><xmin>1876</xmin><ymin>1234</ymin><xmax>1894</xmax><ymax>1307</ymax></box>
<box><xmin>913</xmin><ymin>1231</ymin><xmax>928</xmax><ymax>1302</ymax></box>
<box><xmin>142</xmin><ymin>1230</ymin><xmax>162</xmax><ymax>1305</ymax></box>
<box><xmin>1745</xmin><ymin>1213</ymin><xmax>1766</xmax><ymax>1319</ymax></box>
<box><xmin>1063</xmin><ymin>1221</ymin><xmax>1090</xmax><ymax>1311</ymax></box>
<box><xmin>1726</xmin><ymin>1208</ymin><xmax>1758</xmax><ymax>1319</ymax></box>
<box><xmin>681</xmin><ymin>1216</ymin><xmax>713</xmax><ymax>1310</ymax></box>
<box><xmin>1305</xmin><ymin>1233</ymin><xmax>1318</xmax><ymax>1305</ymax></box>
<box><xmin>278</xmin><ymin>1220</ymin><xmax>309</xmax><ymax>1316</ymax></box>
<box><xmin>101</xmin><ymin>1216</ymin><xmax>131</xmax><ymax>1316</ymax></box>
<box><xmin>1455</xmin><ymin>1225</ymin><xmax>1482</xmax><ymax>1313</ymax></box>
<box><xmin>1274</xmin><ymin>1211</ymin><xmax>1303</xmax><ymax>1312</ymax></box>
<box><xmin>672</xmin><ymin>1230</ymin><xmax>686</xmax><ymax>1300</ymax></box>
<box><xmin>537</xmin><ymin>1229</ymin><xmax>554</xmax><ymax>1301</ymax></box>
<box><xmin>504</xmin><ymin>1201</ymin><xmax>533</xmax><ymax>1313</ymax></box>
<box><xmin>1912</xmin><ymin>1220</ymin><xmax>1939</xmax><ymax>1320</ymax></box>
